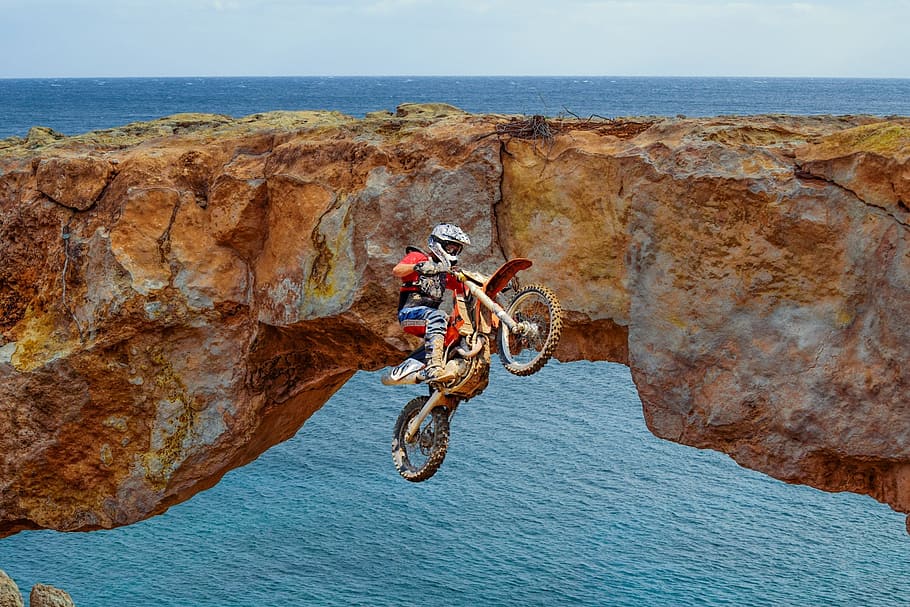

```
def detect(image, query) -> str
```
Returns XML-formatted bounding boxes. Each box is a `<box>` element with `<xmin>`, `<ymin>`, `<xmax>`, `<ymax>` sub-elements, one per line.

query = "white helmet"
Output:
<box><xmin>427</xmin><ymin>223</ymin><xmax>471</xmax><ymax>267</ymax></box>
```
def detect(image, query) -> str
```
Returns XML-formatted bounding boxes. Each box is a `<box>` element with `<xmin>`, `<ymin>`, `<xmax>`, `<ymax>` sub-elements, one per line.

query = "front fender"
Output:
<box><xmin>484</xmin><ymin>258</ymin><xmax>532</xmax><ymax>298</ymax></box>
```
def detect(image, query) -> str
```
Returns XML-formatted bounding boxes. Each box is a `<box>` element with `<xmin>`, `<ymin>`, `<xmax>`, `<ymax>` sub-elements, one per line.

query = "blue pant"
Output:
<box><xmin>398</xmin><ymin>305</ymin><xmax>447</xmax><ymax>339</ymax></box>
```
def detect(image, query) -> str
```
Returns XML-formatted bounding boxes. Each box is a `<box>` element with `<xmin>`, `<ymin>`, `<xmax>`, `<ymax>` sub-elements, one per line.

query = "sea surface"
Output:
<box><xmin>3</xmin><ymin>76</ymin><xmax>910</xmax><ymax>139</ymax></box>
<box><xmin>1</xmin><ymin>77</ymin><xmax>909</xmax><ymax>606</ymax></box>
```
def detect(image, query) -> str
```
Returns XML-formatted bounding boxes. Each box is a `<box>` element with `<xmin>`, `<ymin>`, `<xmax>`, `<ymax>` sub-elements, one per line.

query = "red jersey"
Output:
<box><xmin>398</xmin><ymin>250</ymin><xmax>463</xmax><ymax>310</ymax></box>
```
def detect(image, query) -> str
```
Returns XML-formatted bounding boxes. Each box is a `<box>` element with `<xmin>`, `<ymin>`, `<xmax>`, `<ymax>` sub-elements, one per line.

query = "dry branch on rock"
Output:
<box><xmin>495</xmin><ymin>114</ymin><xmax>655</xmax><ymax>142</ymax></box>
<box><xmin>495</xmin><ymin>115</ymin><xmax>554</xmax><ymax>141</ymax></box>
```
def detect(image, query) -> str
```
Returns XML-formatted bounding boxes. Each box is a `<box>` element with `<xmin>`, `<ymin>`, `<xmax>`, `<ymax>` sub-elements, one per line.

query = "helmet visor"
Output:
<box><xmin>442</xmin><ymin>241</ymin><xmax>463</xmax><ymax>256</ymax></box>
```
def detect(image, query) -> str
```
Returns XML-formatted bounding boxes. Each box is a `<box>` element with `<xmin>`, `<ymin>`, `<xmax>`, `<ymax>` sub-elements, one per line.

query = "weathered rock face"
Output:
<box><xmin>1</xmin><ymin>106</ymin><xmax>909</xmax><ymax>536</ymax></box>
<box><xmin>0</xmin><ymin>573</ymin><xmax>75</xmax><ymax>607</ymax></box>
<box><xmin>29</xmin><ymin>584</ymin><xmax>76</xmax><ymax>607</ymax></box>
<box><xmin>0</xmin><ymin>569</ymin><xmax>23</xmax><ymax>607</ymax></box>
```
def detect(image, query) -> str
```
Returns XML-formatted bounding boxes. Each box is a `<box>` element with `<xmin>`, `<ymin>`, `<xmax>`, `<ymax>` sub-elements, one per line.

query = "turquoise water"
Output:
<box><xmin>1</xmin><ymin>363</ymin><xmax>907</xmax><ymax>606</ymax></box>
<box><xmin>2</xmin><ymin>77</ymin><xmax>909</xmax><ymax>605</ymax></box>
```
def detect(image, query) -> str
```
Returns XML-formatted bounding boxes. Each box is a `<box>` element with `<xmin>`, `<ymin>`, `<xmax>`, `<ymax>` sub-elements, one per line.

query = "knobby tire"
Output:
<box><xmin>391</xmin><ymin>395</ymin><xmax>450</xmax><ymax>482</ymax></box>
<box><xmin>497</xmin><ymin>284</ymin><xmax>563</xmax><ymax>376</ymax></box>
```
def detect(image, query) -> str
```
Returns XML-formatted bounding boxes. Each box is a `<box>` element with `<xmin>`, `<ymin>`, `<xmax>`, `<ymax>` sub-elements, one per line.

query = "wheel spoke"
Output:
<box><xmin>497</xmin><ymin>284</ymin><xmax>563</xmax><ymax>377</ymax></box>
<box><xmin>505</xmin><ymin>293</ymin><xmax>552</xmax><ymax>364</ymax></box>
<box><xmin>392</xmin><ymin>395</ymin><xmax>450</xmax><ymax>482</ymax></box>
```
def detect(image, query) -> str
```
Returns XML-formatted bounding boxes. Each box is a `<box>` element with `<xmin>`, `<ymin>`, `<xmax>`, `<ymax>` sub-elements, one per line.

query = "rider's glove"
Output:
<box><xmin>414</xmin><ymin>260</ymin><xmax>444</xmax><ymax>275</ymax></box>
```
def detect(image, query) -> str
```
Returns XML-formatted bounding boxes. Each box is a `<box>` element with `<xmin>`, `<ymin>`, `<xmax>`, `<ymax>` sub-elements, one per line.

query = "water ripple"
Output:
<box><xmin>0</xmin><ymin>362</ymin><xmax>908</xmax><ymax>606</ymax></box>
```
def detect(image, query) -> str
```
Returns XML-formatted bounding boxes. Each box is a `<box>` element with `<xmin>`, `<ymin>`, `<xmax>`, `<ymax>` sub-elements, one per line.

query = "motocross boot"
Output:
<box><xmin>419</xmin><ymin>335</ymin><xmax>447</xmax><ymax>382</ymax></box>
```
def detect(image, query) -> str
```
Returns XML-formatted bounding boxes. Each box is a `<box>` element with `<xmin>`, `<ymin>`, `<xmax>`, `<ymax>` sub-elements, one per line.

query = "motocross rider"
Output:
<box><xmin>392</xmin><ymin>223</ymin><xmax>472</xmax><ymax>382</ymax></box>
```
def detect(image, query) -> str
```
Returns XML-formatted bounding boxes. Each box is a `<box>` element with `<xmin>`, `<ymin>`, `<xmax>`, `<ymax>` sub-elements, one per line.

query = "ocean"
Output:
<box><xmin>1</xmin><ymin>77</ymin><xmax>909</xmax><ymax>606</ymax></box>
<box><xmin>4</xmin><ymin>76</ymin><xmax>910</xmax><ymax>139</ymax></box>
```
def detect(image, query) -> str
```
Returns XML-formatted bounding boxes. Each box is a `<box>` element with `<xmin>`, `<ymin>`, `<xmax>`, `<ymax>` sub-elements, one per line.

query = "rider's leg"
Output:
<box><xmin>422</xmin><ymin>308</ymin><xmax>448</xmax><ymax>380</ymax></box>
<box><xmin>398</xmin><ymin>306</ymin><xmax>448</xmax><ymax>379</ymax></box>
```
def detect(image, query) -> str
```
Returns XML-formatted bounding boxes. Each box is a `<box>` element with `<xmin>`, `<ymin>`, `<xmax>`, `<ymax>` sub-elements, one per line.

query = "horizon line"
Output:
<box><xmin>3</xmin><ymin>74</ymin><xmax>910</xmax><ymax>81</ymax></box>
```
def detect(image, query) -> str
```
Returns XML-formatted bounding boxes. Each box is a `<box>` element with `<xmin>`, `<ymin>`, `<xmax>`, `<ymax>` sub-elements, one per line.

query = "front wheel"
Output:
<box><xmin>392</xmin><ymin>395</ymin><xmax>450</xmax><ymax>482</ymax></box>
<box><xmin>497</xmin><ymin>284</ymin><xmax>563</xmax><ymax>376</ymax></box>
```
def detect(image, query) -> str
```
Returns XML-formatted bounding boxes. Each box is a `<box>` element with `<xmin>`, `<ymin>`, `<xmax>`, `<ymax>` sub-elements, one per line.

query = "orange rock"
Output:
<box><xmin>36</xmin><ymin>154</ymin><xmax>113</xmax><ymax>211</ymax></box>
<box><xmin>1</xmin><ymin>108</ymin><xmax>909</xmax><ymax>536</ymax></box>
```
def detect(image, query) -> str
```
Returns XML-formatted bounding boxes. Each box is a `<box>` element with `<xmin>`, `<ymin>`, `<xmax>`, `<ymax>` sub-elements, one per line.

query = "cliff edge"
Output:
<box><xmin>1</xmin><ymin>105</ymin><xmax>908</xmax><ymax>536</ymax></box>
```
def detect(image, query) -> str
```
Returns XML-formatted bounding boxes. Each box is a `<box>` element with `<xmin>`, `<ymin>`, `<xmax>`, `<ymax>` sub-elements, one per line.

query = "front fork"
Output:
<box><xmin>460</xmin><ymin>279</ymin><xmax>538</xmax><ymax>340</ymax></box>
<box><xmin>405</xmin><ymin>391</ymin><xmax>457</xmax><ymax>442</ymax></box>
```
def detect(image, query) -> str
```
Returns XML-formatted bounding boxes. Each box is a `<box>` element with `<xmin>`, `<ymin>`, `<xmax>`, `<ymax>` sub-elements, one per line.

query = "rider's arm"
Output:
<box><xmin>394</xmin><ymin>251</ymin><xmax>448</xmax><ymax>278</ymax></box>
<box><xmin>394</xmin><ymin>261</ymin><xmax>445</xmax><ymax>277</ymax></box>
<box><xmin>393</xmin><ymin>251</ymin><xmax>427</xmax><ymax>278</ymax></box>
<box><xmin>392</xmin><ymin>262</ymin><xmax>417</xmax><ymax>278</ymax></box>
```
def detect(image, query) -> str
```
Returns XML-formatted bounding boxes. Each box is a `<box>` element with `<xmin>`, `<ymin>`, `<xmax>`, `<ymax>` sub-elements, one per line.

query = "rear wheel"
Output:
<box><xmin>392</xmin><ymin>395</ymin><xmax>450</xmax><ymax>482</ymax></box>
<box><xmin>497</xmin><ymin>284</ymin><xmax>563</xmax><ymax>376</ymax></box>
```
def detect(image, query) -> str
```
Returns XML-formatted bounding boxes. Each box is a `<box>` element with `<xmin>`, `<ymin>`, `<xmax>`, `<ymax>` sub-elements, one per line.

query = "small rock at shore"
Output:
<box><xmin>30</xmin><ymin>584</ymin><xmax>75</xmax><ymax>607</ymax></box>
<box><xmin>0</xmin><ymin>569</ymin><xmax>23</xmax><ymax>607</ymax></box>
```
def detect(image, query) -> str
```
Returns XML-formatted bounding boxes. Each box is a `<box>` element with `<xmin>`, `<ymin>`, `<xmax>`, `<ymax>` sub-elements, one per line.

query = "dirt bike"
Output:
<box><xmin>382</xmin><ymin>258</ymin><xmax>563</xmax><ymax>482</ymax></box>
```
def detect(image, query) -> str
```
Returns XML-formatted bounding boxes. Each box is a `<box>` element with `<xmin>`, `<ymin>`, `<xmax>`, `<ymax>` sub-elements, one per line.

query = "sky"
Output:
<box><xmin>2</xmin><ymin>0</ymin><xmax>909</xmax><ymax>78</ymax></box>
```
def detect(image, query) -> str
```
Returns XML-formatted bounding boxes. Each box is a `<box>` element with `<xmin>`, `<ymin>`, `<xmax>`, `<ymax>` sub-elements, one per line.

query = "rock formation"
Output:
<box><xmin>0</xmin><ymin>569</ymin><xmax>23</xmax><ymax>607</ymax></box>
<box><xmin>0</xmin><ymin>572</ymin><xmax>75</xmax><ymax>607</ymax></box>
<box><xmin>29</xmin><ymin>584</ymin><xmax>76</xmax><ymax>607</ymax></box>
<box><xmin>1</xmin><ymin>105</ymin><xmax>909</xmax><ymax>536</ymax></box>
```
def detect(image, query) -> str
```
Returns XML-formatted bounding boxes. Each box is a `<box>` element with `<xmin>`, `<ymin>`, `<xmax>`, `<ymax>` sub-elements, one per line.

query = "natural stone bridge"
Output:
<box><xmin>1</xmin><ymin>105</ymin><xmax>908</xmax><ymax>536</ymax></box>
